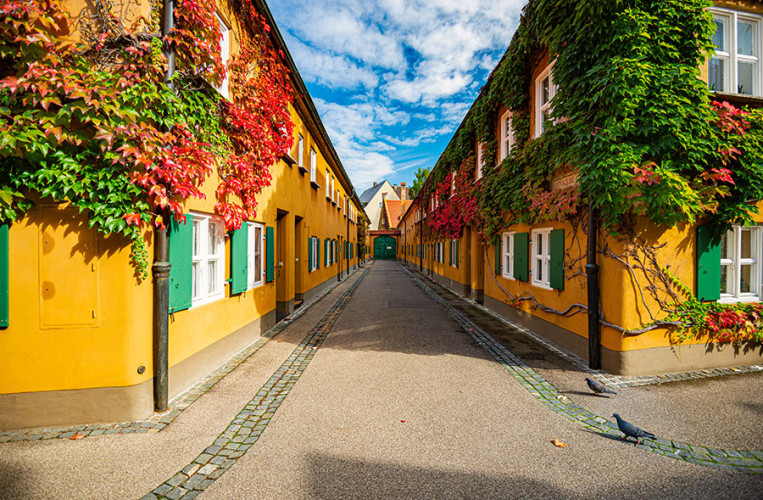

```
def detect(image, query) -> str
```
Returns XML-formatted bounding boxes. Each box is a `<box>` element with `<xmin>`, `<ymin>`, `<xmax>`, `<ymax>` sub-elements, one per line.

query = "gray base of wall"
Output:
<box><xmin>276</xmin><ymin>299</ymin><xmax>294</xmax><ymax>316</ymax></box>
<box><xmin>431</xmin><ymin>270</ymin><xmax>470</xmax><ymax>296</ymax></box>
<box><xmin>0</xmin><ymin>310</ymin><xmax>276</xmax><ymax>432</ymax></box>
<box><xmin>483</xmin><ymin>296</ymin><xmax>763</xmax><ymax>376</ymax></box>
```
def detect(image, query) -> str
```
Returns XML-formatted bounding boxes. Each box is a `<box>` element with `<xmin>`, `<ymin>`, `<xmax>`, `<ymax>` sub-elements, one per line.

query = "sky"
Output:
<box><xmin>268</xmin><ymin>0</ymin><xmax>527</xmax><ymax>195</ymax></box>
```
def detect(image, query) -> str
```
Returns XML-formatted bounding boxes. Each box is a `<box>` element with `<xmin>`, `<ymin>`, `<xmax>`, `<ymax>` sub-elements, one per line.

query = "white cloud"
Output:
<box><xmin>268</xmin><ymin>0</ymin><xmax>525</xmax><ymax>188</ymax></box>
<box><xmin>284</xmin><ymin>34</ymin><xmax>379</xmax><ymax>90</ymax></box>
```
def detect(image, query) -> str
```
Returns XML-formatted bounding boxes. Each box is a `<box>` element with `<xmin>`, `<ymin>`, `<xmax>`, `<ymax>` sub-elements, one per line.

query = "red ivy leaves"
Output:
<box><xmin>215</xmin><ymin>20</ymin><xmax>293</xmax><ymax>231</ymax></box>
<box><xmin>428</xmin><ymin>158</ymin><xmax>478</xmax><ymax>240</ymax></box>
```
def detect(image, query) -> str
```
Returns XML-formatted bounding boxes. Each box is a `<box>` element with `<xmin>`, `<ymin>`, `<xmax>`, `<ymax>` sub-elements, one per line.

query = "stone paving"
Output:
<box><xmin>461</xmin><ymin>273</ymin><xmax>763</xmax><ymax>389</ymax></box>
<box><xmin>401</xmin><ymin>263</ymin><xmax>763</xmax><ymax>475</ymax></box>
<box><xmin>141</xmin><ymin>269</ymin><xmax>368</xmax><ymax>500</ymax></box>
<box><xmin>0</xmin><ymin>267</ymin><xmax>362</xmax><ymax>444</ymax></box>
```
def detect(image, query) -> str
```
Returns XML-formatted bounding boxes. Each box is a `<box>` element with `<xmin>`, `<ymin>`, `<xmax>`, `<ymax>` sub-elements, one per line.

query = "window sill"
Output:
<box><xmin>531</xmin><ymin>281</ymin><xmax>552</xmax><ymax>291</ymax></box>
<box><xmin>711</xmin><ymin>91</ymin><xmax>763</xmax><ymax>107</ymax></box>
<box><xmin>501</xmin><ymin>273</ymin><xmax>516</xmax><ymax>281</ymax></box>
<box><xmin>298</xmin><ymin>164</ymin><xmax>309</xmax><ymax>175</ymax></box>
<box><xmin>310</xmin><ymin>180</ymin><xmax>321</xmax><ymax>190</ymax></box>
<box><xmin>191</xmin><ymin>292</ymin><xmax>226</xmax><ymax>309</ymax></box>
<box><xmin>282</xmin><ymin>153</ymin><xmax>297</xmax><ymax>166</ymax></box>
<box><xmin>718</xmin><ymin>295</ymin><xmax>760</xmax><ymax>304</ymax></box>
<box><xmin>247</xmin><ymin>281</ymin><xmax>265</xmax><ymax>291</ymax></box>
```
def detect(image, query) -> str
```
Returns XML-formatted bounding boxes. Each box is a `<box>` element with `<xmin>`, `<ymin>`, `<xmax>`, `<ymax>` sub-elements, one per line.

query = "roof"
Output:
<box><xmin>358</xmin><ymin>180</ymin><xmax>398</xmax><ymax>206</ymax></box>
<box><xmin>382</xmin><ymin>198</ymin><xmax>411</xmax><ymax>229</ymax></box>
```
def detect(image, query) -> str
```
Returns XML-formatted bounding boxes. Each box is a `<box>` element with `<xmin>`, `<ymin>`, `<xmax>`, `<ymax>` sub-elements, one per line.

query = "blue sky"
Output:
<box><xmin>268</xmin><ymin>0</ymin><xmax>526</xmax><ymax>193</ymax></box>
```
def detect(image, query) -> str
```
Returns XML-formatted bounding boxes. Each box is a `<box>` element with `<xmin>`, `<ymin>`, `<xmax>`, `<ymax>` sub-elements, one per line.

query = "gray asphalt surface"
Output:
<box><xmin>1</xmin><ymin>260</ymin><xmax>762</xmax><ymax>499</ymax></box>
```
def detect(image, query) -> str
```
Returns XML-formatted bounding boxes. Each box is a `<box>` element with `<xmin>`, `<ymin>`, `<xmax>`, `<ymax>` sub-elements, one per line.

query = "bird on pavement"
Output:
<box><xmin>585</xmin><ymin>377</ymin><xmax>617</xmax><ymax>396</ymax></box>
<box><xmin>613</xmin><ymin>413</ymin><xmax>655</xmax><ymax>445</ymax></box>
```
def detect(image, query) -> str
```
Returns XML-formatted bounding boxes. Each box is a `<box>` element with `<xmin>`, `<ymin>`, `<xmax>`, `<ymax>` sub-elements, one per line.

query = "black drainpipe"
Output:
<box><xmin>152</xmin><ymin>0</ymin><xmax>176</xmax><ymax>413</ymax></box>
<box><xmin>586</xmin><ymin>202</ymin><xmax>601</xmax><ymax>370</ymax></box>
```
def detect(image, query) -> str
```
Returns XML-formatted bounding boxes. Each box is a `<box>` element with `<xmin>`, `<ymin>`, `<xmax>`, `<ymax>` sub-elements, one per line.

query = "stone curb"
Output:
<box><xmin>0</xmin><ymin>266</ymin><xmax>366</xmax><ymax>444</ymax></box>
<box><xmin>408</xmin><ymin>264</ymin><xmax>763</xmax><ymax>387</ymax></box>
<box><xmin>141</xmin><ymin>269</ymin><xmax>369</xmax><ymax>500</ymax></box>
<box><xmin>402</xmin><ymin>264</ymin><xmax>763</xmax><ymax>475</ymax></box>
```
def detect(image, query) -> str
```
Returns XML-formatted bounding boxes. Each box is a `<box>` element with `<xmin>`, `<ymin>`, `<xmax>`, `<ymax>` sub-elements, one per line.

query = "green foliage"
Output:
<box><xmin>408</xmin><ymin>166</ymin><xmax>430</xmax><ymax>198</ymax></box>
<box><xmin>419</xmin><ymin>0</ymin><xmax>763</xmax><ymax>244</ymax></box>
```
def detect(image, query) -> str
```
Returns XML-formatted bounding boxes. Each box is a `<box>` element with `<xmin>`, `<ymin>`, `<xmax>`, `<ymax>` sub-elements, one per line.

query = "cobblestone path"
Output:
<box><xmin>142</xmin><ymin>269</ymin><xmax>368</xmax><ymax>500</ymax></box>
<box><xmin>401</xmin><ymin>264</ymin><xmax>763</xmax><ymax>474</ymax></box>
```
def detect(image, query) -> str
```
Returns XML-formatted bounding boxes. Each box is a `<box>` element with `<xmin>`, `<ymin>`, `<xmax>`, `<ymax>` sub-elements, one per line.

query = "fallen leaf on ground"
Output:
<box><xmin>70</xmin><ymin>433</ymin><xmax>85</xmax><ymax>440</ymax></box>
<box><xmin>551</xmin><ymin>438</ymin><xmax>567</xmax><ymax>448</ymax></box>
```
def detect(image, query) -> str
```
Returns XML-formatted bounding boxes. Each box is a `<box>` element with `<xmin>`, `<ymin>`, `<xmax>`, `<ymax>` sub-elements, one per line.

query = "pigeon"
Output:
<box><xmin>585</xmin><ymin>377</ymin><xmax>617</xmax><ymax>395</ymax></box>
<box><xmin>613</xmin><ymin>413</ymin><xmax>655</xmax><ymax>445</ymax></box>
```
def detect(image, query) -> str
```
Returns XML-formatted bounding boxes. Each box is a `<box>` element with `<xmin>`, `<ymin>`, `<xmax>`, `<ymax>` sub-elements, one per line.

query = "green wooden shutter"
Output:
<box><xmin>265</xmin><ymin>226</ymin><xmax>274</xmax><ymax>283</ymax></box>
<box><xmin>549</xmin><ymin>229</ymin><xmax>565</xmax><ymax>291</ymax></box>
<box><xmin>455</xmin><ymin>239</ymin><xmax>459</xmax><ymax>267</ymax></box>
<box><xmin>169</xmin><ymin>214</ymin><xmax>193</xmax><ymax>313</ymax></box>
<box><xmin>230</xmin><ymin>226</ymin><xmax>248</xmax><ymax>295</ymax></box>
<box><xmin>697</xmin><ymin>225</ymin><xmax>721</xmax><ymax>301</ymax></box>
<box><xmin>514</xmin><ymin>232</ymin><xmax>529</xmax><ymax>281</ymax></box>
<box><xmin>317</xmin><ymin>238</ymin><xmax>321</xmax><ymax>268</ymax></box>
<box><xmin>308</xmin><ymin>237</ymin><xmax>313</xmax><ymax>272</ymax></box>
<box><xmin>495</xmin><ymin>239</ymin><xmax>502</xmax><ymax>276</ymax></box>
<box><xmin>324</xmin><ymin>239</ymin><xmax>329</xmax><ymax>266</ymax></box>
<box><xmin>0</xmin><ymin>224</ymin><xmax>8</xmax><ymax>327</ymax></box>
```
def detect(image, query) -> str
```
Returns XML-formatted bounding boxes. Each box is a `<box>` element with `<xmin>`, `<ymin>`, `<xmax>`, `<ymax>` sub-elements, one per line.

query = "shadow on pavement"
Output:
<box><xmin>305</xmin><ymin>451</ymin><xmax>763</xmax><ymax>499</ymax></box>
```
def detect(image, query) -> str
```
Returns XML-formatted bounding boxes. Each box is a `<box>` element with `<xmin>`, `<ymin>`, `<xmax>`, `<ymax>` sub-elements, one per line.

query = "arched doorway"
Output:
<box><xmin>373</xmin><ymin>236</ymin><xmax>396</xmax><ymax>260</ymax></box>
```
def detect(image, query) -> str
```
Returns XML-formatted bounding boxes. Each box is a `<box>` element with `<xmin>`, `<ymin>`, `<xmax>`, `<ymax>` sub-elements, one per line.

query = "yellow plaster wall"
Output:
<box><xmin>2</xmin><ymin>0</ymin><xmax>363</xmax><ymax>400</ymax></box>
<box><xmin>0</xmin><ymin>203</ymin><xmax>153</xmax><ymax>394</ymax></box>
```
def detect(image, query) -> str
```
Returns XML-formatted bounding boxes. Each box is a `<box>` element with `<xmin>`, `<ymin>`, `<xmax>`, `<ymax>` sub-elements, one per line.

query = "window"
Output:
<box><xmin>192</xmin><ymin>213</ymin><xmax>225</xmax><ymax>306</ymax></box>
<box><xmin>331</xmin><ymin>177</ymin><xmax>335</xmax><ymax>203</ymax></box>
<box><xmin>450</xmin><ymin>172</ymin><xmax>456</xmax><ymax>197</ymax></box>
<box><xmin>450</xmin><ymin>239</ymin><xmax>458</xmax><ymax>268</ymax></box>
<box><xmin>720</xmin><ymin>225</ymin><xmax>762</xmax><ymax>302</ymax></box>
<box><xmin>247</xmin><ymin>222</ymin><xmax>264</xmax><ymax>289</ymax></box>
<box><xmin>502</xmin><ymin>232</ymin><xmax>515</xmax><ymax>280</ymax></box>
<box><xmin>297</xmin><ymin>134</ymin><xmax>305</xmax><ymax>168</ymax></box>
<box><xmin>709</xmin><ymin>9</ymin><xmax>762</xmax><ymax>96</ymax></box>
<box><xmin>309</xmin><ymin>237</ymin><xmax>319</xmax><ymax>272</ymax></box>
<box><xmin>310</xmin><ymin>147</ymin><xmax>317</xmax><ymax>183</ymax></box>
<box><xmin>499</xmin><ymin>110</ymin><xmax>514</xmax><ymax>161</ymax></box>
<box><xmin>214</xmin><ymin>14</ymin><xmax>230</xmax><ymax>99</ymax></box>
<box><xmin>476</xmin><ymin>142</ymin><xmax>485</xmax><ymax>180</ymax></box>
<box><xmin>534</xmin><ymin>63</ymin><xmax>557</xmax><ymax>138</ymax></box>
<box><xmin>325</xmin><ymin>170</ymin><xmax>331</xmax><ymax>198</ymax></box>
<box><xmin>531</xmin><ymin>228</ymin><xmax>552</xmax><ymax>288</ymax></box>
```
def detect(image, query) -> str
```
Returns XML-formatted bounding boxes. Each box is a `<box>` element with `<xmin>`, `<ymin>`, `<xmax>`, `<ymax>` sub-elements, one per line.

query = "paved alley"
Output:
<box><xmin>1</xmin><ymin>261</ymin><xmax>762</xmax><ymax>499</ymax></box>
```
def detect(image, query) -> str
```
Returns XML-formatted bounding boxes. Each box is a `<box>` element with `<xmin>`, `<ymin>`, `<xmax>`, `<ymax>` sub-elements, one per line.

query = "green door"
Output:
<box><xmin>374</xmin><ymin>236</ymin><xmax>396</xmax><ymax>260</ymax></box>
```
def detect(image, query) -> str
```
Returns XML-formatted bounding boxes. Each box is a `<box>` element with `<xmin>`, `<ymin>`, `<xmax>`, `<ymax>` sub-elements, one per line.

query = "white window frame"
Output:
<box><xmin>247</xmin><ymin>222</ymin><xmax>265</xmax><ymax>290</ymax></box>
<box><xmin>325</xmin><ymin>170</ymin><xmax>330</xmax><ymax>198</ymax></box>
<box><xmin>331</xmin><ymin>177</ymin><xmax>336</xmax><ymax>203</ymax></box>
<box><xmin>499</xmin><ymin>110</ymin><xmax>514</xmax><ymax>162</ymax></box>
<box><xmin>450</xmin><ymin>171</ymin><xmax>456</xmax><ymax>197</ymax></box>
<box><xmin>191</xmin><ymin>213</ymin><xmax>226</xmax><ymax>307</ymax></box>
<box><xmin>310</xmin><ymin>237</ymin><xmax>319</xmax><ymax>272</ymax></box>
<box><xmin>450</xmin><ymin>239</ymin><xmax>458</xmax><ymax>268</ymax></box>
<box><xmin>310</xmin><ymin>147</ymin><xmax>317</xmax><ymax>183</ymax></box>
<box><xmin>720</xmin><ymin>225</ymin><xmax>762</xmax><ymax>303</ymax></box>
<box><xmin>709</xmin><ymin>8</ymin><xmax>762</xmax><ymax>97</ymax></box>
<box><xmin>476</xmin><ymin>142</ymin><xmax>485</xmax><ymax>180</ymax></box>
<box><xmin>297</xmin><ymin>133</ymin><xmax>305</xmax><ymax>168</ymax></box>
<box><xmin>534</xmin><ymin>62</ymin><xmax>557</xmax><ymax>138</ymax></box>
<box><xmin>214</xmin><ymin>13</ymin><xmax>231</xmax><ymax>100</ymax></box>
<box><xmin>531</xmin><ymin>228</ymin><xmax>552</xmax><ymax>289</ymax></box>
<box><xmin>502</xmin><ymin>231</ymin><xmax>515</xmax><ymax>280</ymax></box>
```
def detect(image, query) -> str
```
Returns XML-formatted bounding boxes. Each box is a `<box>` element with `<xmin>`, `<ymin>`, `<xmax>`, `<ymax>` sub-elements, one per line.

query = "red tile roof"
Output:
<box><xmin>382</xmin><ymin>198</ymin><xmax>410</xmax><ymax>229</ymax></box>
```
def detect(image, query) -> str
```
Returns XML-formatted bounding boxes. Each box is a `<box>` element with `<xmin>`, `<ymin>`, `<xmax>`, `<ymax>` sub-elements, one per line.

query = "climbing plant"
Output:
<box><xmin>413</xmin><ymin>0</ymin><xmax>763</xmax><ymax>344</ymax></box>
<box><xmin>0</xmin><ymin>0</ymin><xmax>293</xmax><ymax>277</ymax></box>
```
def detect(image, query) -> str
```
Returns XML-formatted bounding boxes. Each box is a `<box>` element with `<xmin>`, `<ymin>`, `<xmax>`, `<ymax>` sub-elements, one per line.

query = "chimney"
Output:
<box><xmin>401</xmin><ymin>183</ymin><xmax>406</xmax><ymax>201</ymax></box>
<box><xmin>373</xmin><ymin>182</ymin><xmax>377</xmax><ymax>187</ymax></box>
<box><xmin>382</xmin><ymin>192</ymin><xmax>387</xmax><ymax>198</ymax></box>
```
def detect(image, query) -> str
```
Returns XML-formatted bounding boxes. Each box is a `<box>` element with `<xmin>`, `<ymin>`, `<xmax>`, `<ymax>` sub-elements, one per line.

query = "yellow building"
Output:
<box><xmin>0</xmin><ymin>0</ymin><xmax>365</xmax><ymax>430</ymax></box>
<box><xmin>400</xmin><ymin>0</ymin><xmax>763</xmax><ymax>376</ymax></box>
